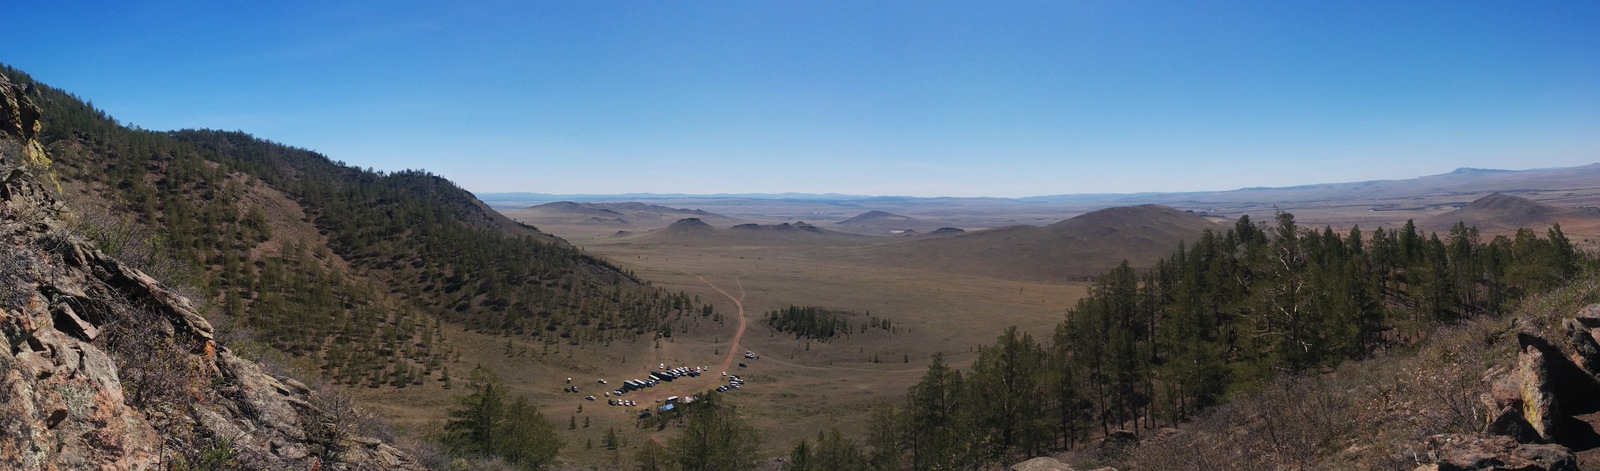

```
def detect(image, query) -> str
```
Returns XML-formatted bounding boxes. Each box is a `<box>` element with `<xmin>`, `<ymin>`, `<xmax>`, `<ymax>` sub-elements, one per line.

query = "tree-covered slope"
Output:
<box><xmin>0</xmin><ymin>64</ymin><xmax>705</xmax><ymax>390</ymax></box>
<box><xmin>851</xmin><ymin>213</ymin><xmax>1593</xmax><ymax>469</ymax></box>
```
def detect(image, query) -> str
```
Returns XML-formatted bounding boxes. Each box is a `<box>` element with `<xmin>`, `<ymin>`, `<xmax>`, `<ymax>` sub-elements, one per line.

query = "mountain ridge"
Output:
<box><xmin>476</xmin><ymin>163</ymin><xmax>1600</xmax><ymax>204</ymax></box>
<box><xmin>857</xmin><ymin>204</ymin><xmax>1218</xmax><ymax>281</ymax></box>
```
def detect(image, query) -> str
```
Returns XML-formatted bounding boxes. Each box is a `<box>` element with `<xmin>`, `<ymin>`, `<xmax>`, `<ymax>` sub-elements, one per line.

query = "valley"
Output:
<box><xmin>384</xmin><ymin>229</ymin><xmax>1093</xmax><ymax>466</ymax></box>
<box><xmin>492</xmin><ymin>179</ymin><xmax>1600</xmax><ymax>467</ymax></box>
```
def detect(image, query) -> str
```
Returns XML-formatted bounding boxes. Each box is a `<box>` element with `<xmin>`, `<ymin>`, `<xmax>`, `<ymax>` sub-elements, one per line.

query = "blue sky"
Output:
<box><xmin>7</xmin><ymin>1</ymin><xmax>1599</xmax><ymax>197</ymax></box>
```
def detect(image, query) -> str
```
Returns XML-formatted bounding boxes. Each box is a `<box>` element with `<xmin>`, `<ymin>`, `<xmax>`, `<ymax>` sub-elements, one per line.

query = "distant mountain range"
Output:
<box><xmin>477</xmin><ymin>164</ymin><xmax>1600</xmax><ymax>210</ymax></box>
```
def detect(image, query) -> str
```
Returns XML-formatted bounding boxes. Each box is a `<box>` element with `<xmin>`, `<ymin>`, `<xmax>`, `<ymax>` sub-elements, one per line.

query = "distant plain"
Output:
<box><xmin>470</xmin><ymin>164</ymin><xmax>1600</xmax><ymax>466</ymax></box>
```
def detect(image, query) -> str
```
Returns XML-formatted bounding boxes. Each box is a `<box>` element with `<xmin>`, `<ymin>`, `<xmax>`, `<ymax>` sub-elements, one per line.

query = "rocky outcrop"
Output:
<box><xmin>1008</xmin><ymin>456</ymin><xmax>1117</xmax><ymax>471</ymax></box>
<box><xmin>1519</xmin><ymin>345</ymin><xmax>1563</xmax><ymax>442</ymax></box>
<box><xmin>0</xmin><ymin>73</ymin><xmax>420</xmax><ymax>469</ymax></box>
<box><xmin>1413</xmin><ymin>434</ymin><xmax>1576</xmax><ymax>471</ymax></box>
<box><xmin>1009</xmin><ymin>457</ymin><xmax>1077</xmax><ymax>471</ymax></box>
<box><xmin>1425</xmin><ymin>304</ymin><xmax>1600</xmax><ymax>470</ymax></box>
<box><xmin>0</xmin><ymin>72</ymin><xmax>47</xmax><ymax>170</ymax></box>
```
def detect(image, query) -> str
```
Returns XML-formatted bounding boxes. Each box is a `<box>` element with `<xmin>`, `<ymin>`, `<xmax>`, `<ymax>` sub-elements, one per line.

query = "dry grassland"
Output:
<box><xmin>350</xmin><ymin>222</ymin><xmax>1089</xmax><ymax>468</ymax></box>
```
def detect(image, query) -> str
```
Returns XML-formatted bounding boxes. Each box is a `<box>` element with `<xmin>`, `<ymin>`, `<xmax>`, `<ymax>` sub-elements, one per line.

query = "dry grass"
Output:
<box><xmin>335</xmin><ymin>226</ymin><xmax>1090</xmax><ymax>468</ymax></box>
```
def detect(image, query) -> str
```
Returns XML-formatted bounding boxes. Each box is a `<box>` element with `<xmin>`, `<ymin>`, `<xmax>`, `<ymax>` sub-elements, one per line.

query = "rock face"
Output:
<box><xmin>0</xmin><ymin>74</ymin><xmax>420</xmax><ymax>469</ymax></box>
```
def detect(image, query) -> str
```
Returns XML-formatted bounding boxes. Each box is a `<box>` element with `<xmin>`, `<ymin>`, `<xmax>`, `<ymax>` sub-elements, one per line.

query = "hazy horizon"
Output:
<box><xmin>475</xmin><ymin>161</ymin><xmax>1596</xmax><ymax>201</ymax></box>
<box><xmin>7</xmin><ymin>2</ymin><xmax>1599</xmax><ymax>197</ymax></box>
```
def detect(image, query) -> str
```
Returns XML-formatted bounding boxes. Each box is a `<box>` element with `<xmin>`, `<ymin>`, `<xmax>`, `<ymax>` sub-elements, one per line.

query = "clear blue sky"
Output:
<box><xmin>7</xmin><ymin>1</ymin><xmax>1599</xmax><ymax>197</ymax></box>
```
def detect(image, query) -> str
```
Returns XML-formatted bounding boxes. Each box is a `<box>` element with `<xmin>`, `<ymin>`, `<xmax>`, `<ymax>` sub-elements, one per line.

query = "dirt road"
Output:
<box><xmin>696</xmin><ymin>274</ymin><xmax>747</xmax><ymax>380</ymax></box>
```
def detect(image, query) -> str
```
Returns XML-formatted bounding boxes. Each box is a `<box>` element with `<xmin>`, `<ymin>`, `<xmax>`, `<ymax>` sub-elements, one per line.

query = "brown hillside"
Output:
<box><xmin>1</xmin><ymin>73</ymin><xmax>423</xmax><ymax>470</ymax></box>
<box><xmin>858</xmin><ymin>205</ymin><xmax>1218</xmax><ymax>281</ymax></box>
<box><xmin>504</xmin><ymin>201</ymin><xmax>742</xmax><ymax>230</ymax></box>
<box><xmin>1440</xmin><ymin>192</ymin><xmax>1561</xmax><ymax>227</ymax></box>
<box><xmin>660</xmin><ymin>217</ymin><xmax>717</xmax><ymax>236</ymax></box>
<box><xmin>839</xmin><ymin>210</ymin><xmax>915</xmax><ymax>224</ymax></box>
<box><xmin>834</xmin><ymin>210</ymin><xmax>960</xmax><ymax>235</ymax></box>
<box><xmin>629</xmin><ymin>220</ymin><xmax>876</xmax><ymax>247</ymax></box>
<box><xmin>1425</xmin><ymin>193</ymin><xmax>1600</xmax><ymax>233</ymax></box>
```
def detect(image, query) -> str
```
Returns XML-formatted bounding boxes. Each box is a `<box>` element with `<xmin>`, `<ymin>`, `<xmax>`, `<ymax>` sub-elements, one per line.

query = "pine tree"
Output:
<box><xmin>785</xmin><ymin>439</ymin><xmax>814</xmax><ymax>471</ymax></box>
<box><xmin>905</xmin><ymin>353</ymin><xmax>968</xmax><ymax>470</ymax></box>
<box><xmin>965</xmin><ymin>326</ymin><xmax>1049</xmax><ymax>461</ymax></box>
<box><xmin>668</xmin><ymin>395</ymin><xmax>760</xmax><ymax>471</ymax></box>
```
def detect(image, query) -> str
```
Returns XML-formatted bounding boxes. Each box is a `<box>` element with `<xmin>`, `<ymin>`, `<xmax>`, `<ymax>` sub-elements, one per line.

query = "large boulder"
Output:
<box><xmin>1573</xmin><ymin>305</ymin><xmax>1600</xmax><ymax>329</ymax></box>
<box><xmin>1561</xmin><ymin>319</ymin><xmax>1600</xmax><ymax>379</ymax></box>
<box><xmin>1010</xmin><ymin>457</ymin><xmax>1077</xmax><ymax>471</ymax></box>
<box><xmin>1008</xmin><ymin>456</ymin><xmax>1118</xmax><ymax>471</ymax></box>
<box><xmin>1415</xmin><ymin>434</ymin><xmax>1575</xmax><ymax>471</ymax></box>
<box><xmin>1520</xmin><ymin>345</ymin><xmax>1563</xmax><ymax>442</ymax></box>
<box><xmin>1482</xmin><ymin>371</ymin><xmax>1538</xmax><ymax>442</ymax></box>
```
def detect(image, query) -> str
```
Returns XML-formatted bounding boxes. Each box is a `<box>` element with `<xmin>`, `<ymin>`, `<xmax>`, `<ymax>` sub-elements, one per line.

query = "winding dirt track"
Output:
<box><xmin>645</xmin><ymin>274</ymin><xmax>748</xmax><ymax>448</ymax></box>
<box><xmin>695</xmin><ymin>274</ymin><xmax>747</xmax><ymax>379</ymax></box>
<box><xmin>643</xmin><ymin>273</ymin><xmax>919</xmax><ymax>448</ymax></box>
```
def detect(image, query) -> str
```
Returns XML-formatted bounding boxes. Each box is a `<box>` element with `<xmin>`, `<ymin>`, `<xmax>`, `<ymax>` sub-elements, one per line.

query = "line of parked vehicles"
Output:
<box><xmin>570</xmin><ymin>351</ymin><xmax>761</xmax><ymax>412</ymax></box>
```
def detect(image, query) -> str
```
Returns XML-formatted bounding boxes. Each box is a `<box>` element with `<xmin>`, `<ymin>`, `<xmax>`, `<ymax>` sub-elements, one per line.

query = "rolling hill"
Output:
<box><xmin>504</xmin><ymin>200</ymin><xmax>745</xmax><ymax>230</ymax></box>
<box><xmin>1</xmin><ymin>64</ymin><xmax>708</xmax><ymax>390</ymax></box>
<box><xmin>1</xmin><ymin>66</ymin><xmax>430</xmax><ymax>469</ymax></box>
<box><xmin>627</xmin><ymin>218</ymin><xmax>877</xmax><ymax>247</ymax></box>
<box><xmin>858</xmin><ymin>205</ymin><xmax>1219</xmax><ymax>281</ymax></box>
<box><xmin>1425</xmin><ymin>193</ymin><xmax>1600</xmax><ymax>234</ymax></box>
<box><xmin>833</xmin><ymin>210</ymin><xmax>962</xmax><ymax>235</ymax></box>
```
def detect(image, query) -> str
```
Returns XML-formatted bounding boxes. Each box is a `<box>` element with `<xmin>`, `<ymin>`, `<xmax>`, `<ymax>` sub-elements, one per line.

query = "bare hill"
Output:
<box><xmin>839</xmin><ymin>210</ymin><xmax>915</xmax><ymax>225</ymax></box>
<box><xmin>1426</xmin><ymin>193</ymin><xmax>1600</xmax><ymax>233</ymax></box>
<box><xmin>504</xmin><ymin>201</ymin><xmax>743</xmax><ymax>229</ymax></box>
<box><xmin>659</xmin><ymin>217</ymin><xmax>718</xmax><ymax>236</ymax></box>
<box><xmin>859</xmin><ymin>205</ymin><xmax>1218</xmax><ymax>281</ymax></box>
<box><xmin>833</xmin><ymin>210</ymin><xmax>961</xmax><ymax>235</ymax></box>
<box><xmin>629</xmin><ymin>219</ymin><xmax>877</xmax><ymax>247</ymax></box>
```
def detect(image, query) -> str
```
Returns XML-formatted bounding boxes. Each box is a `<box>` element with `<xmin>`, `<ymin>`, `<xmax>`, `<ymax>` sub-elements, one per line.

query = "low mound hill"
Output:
<box><xmin>858</xmin><ymin>205</ymin><xmax>1218</xmax><ymax>281</ymax></box>
<box><xmin>659</xmin><ymin>217</ymin><xmax>718</xmax><ymax>236</ymax></box>
<box><xmin>504</xmin><ymin>201</ymin><xmax>742</xmax><ymax>229</ymax></box>
<box><xmin>517</xmin><ymin>201</ymin><xmax>630</xmax><ymax>224</ymax></box>
<box><xmin>630</xmin><ymin>220</ymin><xmax>875</xmax><ymax>247</ymax></box>
<box><xmin>839</xmin><ymin>210</ymin><xmax>915</xmax><ymax>225</ymax></box>
<box><xmin>731</xmin><ymin>221</ymin><xmax>826</xmax><ymax>233</ymax></box>
<box><xmin>1426</xmin><ymin>193</ymin><xmax>1583</xmax><ymax>232</ymax></box>
<box><xmin>833</xmin><ymin>210</ymin><xmax>958</xmax><ymax>235</ymax></box>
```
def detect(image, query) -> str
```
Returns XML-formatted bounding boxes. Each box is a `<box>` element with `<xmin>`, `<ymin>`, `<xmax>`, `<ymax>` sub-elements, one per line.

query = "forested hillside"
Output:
<box><xmin>829</xmin><ymin>213</ymin><xmax>1593</xmax><ymax>469</ymax></box>
<box><xmin>0</xmin><ymin>65</ymin><xmax>706</xmax><ymax>390</ymax></box>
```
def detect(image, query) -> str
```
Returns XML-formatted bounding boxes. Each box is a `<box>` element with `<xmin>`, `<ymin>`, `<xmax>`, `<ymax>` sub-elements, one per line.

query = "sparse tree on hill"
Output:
<box><xmin>785</xmin><ymin>439</ymin><xmax>814</xmax><ymax>471</ymax></box>
<box><xmin>634</xmin><ymin>439</ymin><xmax>668</xmax><ymax>471</ymax></box>
<box><xmin>669</xmin><ymin>395</ymin><xmax>760</xmax><ymax>471</ymax></box>
<box><xmin>814</xmin><ymin>428</ymin><xmax>869</xmax><ymax>471</ymax></box>
<box><xmin>441</xmin><ymin>367</ymin><xmax>562</xmax><ymax>470</ymax></box>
